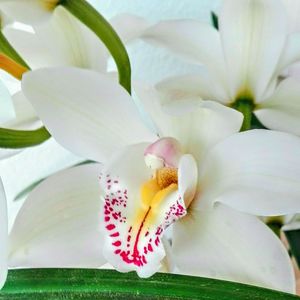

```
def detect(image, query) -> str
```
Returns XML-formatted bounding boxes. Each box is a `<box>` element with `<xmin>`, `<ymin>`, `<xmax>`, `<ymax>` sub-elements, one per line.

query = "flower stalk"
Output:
<box><xmin>60</xmin><ymin>0</ymin><xmax>132</xmax><ymax>94</ymax></box>
<box><xmin>232</xmin><ymin>98</ymin><xmax>254</xmax><ymax>131</ymax></box>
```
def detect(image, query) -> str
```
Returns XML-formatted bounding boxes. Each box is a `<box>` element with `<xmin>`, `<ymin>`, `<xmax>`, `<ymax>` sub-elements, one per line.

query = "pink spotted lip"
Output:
<box><xmin>99</xmin><ymin>171</ymin><xmax>186</xmax><ymax>276</ymax></box>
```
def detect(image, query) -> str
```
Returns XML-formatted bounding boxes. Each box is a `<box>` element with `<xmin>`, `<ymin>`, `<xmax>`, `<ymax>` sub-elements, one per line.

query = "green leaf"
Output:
<box><xmin>1</xmin><ymin>269</ymin><xmax>299</xmax><ymax>300</ymax></box>
<box><xmin>0</xmin><ymin>126</ymin><xmax>50</xmax><ymax>148</ymax></box>
<box><xmin>211</xmin><ymin>12</ymin><xmax>219</xmax><ymax>30</ymax></box>
<box><xmin>61</xmin><ymin>0</ymin><xmax>132</xmax><ymax>94</ymax></box>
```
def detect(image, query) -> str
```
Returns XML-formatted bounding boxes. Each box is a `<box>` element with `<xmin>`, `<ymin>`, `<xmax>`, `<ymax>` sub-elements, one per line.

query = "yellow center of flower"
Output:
<box><xmin>137</xmin><ymin>167</ymin><xmax>178</xmax><ymax>227</ymax></box>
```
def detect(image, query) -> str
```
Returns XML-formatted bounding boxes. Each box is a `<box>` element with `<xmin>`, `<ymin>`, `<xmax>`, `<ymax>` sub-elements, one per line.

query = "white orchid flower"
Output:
<box><xmin>3</xmin><ymin>66</ymin><xmax>300</xmax><ymax>292</ymax></box>
<box><xmin>0</xmin><ymin>178</ymin><xmax>7</xmax><ymax>289</ymax></box>
<box><xmin>142</xmin><ymin>0</ymin><xmax>300</xmax><ymax>135</ymax></box>
<box><xmin>0</xmin><ymin>5</ymin><xmax>147</xmax><ymax>159</ymax></box>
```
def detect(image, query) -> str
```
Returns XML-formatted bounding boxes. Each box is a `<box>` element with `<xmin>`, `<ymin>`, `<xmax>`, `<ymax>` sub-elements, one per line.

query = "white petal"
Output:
<box><xmin>219</xmin><ymin>0</ymin><xmax>287</xmax><ymax>100</ymax></box>
<box><xmin>178</xmin><ymin>154</ymin><xmax>198</xmax><ymax>208</ymax></box>
<box><xmin>8</xmin><ymin>163</ymin><xmax>106</xmax><ymax>268</ymax></box>
<box><xmin>4</xmin><ymin>6</ymin><xmax>108</xmax><ymax>72</ymax></box>
<box><xmin>0</xmin><ymin>179</ymin><xmax>8</xmax><ymax>289</ymax></box>
<box><xmin>22</xmin><ymin>67</ymin><xmax>155</xmax><ymax>162</ymax></box>
<box><xmin>0</xmin><ymin>79</ymin><xmax>14</xmax><ymax>124</ymax></box>
<box><xmin>283</xmin><ymin>0</ymin><xmax>300</xmax><ymax>33</ymax></box>
<box><xmin>142</xmin><ymin>20</ymin><xmax>229</xmax><ymax>97</ymax></box>
<box><xmin>160</xmin><ymin>100</ymin><xmax>243</xmax><ymax>163</ymax></box>
<box><xmin>195</xmin><ymin>130</ymin><xmax>300</xmax><ymax>216</ymax></box>
<box><xmin>3</xmin><ymin>28</ymin><xmax>56</xmax><ymax>70</ymax></box>
<box><xmin>134</xmin><ymin>83</ymin><xmax>242</xmax><ymax>163</ymax></box>
<box><xmin>0</xmin><ymin>149</ymin><xmax>21</xmax><ymax>160</ymax></box>
<box><xmin>255</xmin><ymin>77</ymin><xmax>300</xmax><ymax>135</ymax></box>
<box><xmin>34</xmin><ymin>6</ymin><xmax>108</xmax><ymax>71</ymax></box>
<box><xmin>100</xmin><ymin>143</ymin><xmax>188</xmax><ymax>277</ymax></box>
<box><xmin>110</xmin><ymin>13</ymin><xmax>150</xmax><ymax>44</ymax></box>
<box><xmin>156</xmin><ymin>71</ymin><xmax>228</xmax><ymax>104</ymax></box>
<box><xmin>172</xmin><ymin>204</ymin><xmax>295</xmax><ymax>293</ymax></box>
<box><xmin>277</xmin><ymin>33</ymin><xmax>300</xmax><ymax>74</ymax></box>
<box><xmin>3</xmin><ymin>92</ymin><xmax>41</xmax><ymax>130</ymax></box>
<box><xmin>0</xmin><ymin>0</ymin><xmax>57</xmax><ymax>25</ymax></box>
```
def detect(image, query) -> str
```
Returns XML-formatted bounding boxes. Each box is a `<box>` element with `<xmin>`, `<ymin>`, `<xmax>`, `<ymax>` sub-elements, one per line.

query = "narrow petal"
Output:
<box><xmin>3</xmin><ymin>92</ymin><xmax>41</xmax><ymax>130</ymax></box>
<box><xmin>255</xmin><ymin>77</ymin><xmax>300</xmax><ymax>135</ymax></box>
<box><xmin>0</xmin><ymin>0</ymin><xmax>58</xmax><ymax>25</ymax></box>
<box><xmin>277</xmin><ymin>33</ymin><xmax>300</xmax><ymax>74</ymax></box>
<box><xmin>34</xmin><ymin>6</ymin><xmax>108</xmax><ymax>71</ymax></box>
<box><xmin>142</xmin><ymin>20</ymin><xmax>229</xmax><ymax>97</ymax></box>
<box><xmin>0</xmin><ymin>179</ymin><xmax>8</xmax><ymax>289</ymax></box>
<box><xmin>110</xmin><ymin>13</ymin><xmax>150</xmax><ymax>44</ymax></box>
<box><xmin>22</xmin><ymin>67</ymin><xmax>155</xmax><ymax>162</ymax></box>
<box><xmin>0</xmin><ymin>79</ymin><xmax>14</xmax><ymax>124</ymax></box>
<box><xmin>8</xmin><ymin>163</ymin><xmax>106</xmax><ymax>268</ymax></box>
<box><xmin>100</xmin><ymin>144</ymin><xmax>194</xmax><ymax>277</ymax></box>
<box><xmin>3</xmin><ymin>28</ymin><xmax>56</xmax><ymax>70</ymax></box>
<box><xmin>219</xmin><ymin>0</ymin><xmax>287</xmax><ymax>100</ymax></box>
<box><xmin>134</xmin><ymin>83</ymin><xmax>243</xmax><ymax>163</ymax></box>
<box><xmin>4</xmin><ymin>6</ymin><xmax>108</xmax><ymax>72</ymax></box>
<box><xmin>195</xmin><ymin>130</ymin><xmax>300</xmax><ymax>216</ymax></box>
<box><xmin>156</xmin><ymin>71</ymin><xmax>228</xmax><ymax>104</ymax></box>
<box><xmin>172</xmin><ymin>204</ymin><xmax>295</xmax><ymax>293</ymax></box>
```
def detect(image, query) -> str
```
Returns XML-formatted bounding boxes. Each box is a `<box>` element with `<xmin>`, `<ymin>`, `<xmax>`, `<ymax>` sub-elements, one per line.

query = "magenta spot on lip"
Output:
<box><xmin>106</xmin><ymin>224</ymin><xmax>115</xmax><ymax>231</ymax></box>
<box><xmin>112</xmin><ymin>240</ymin><xmax>122</xmax><ymax>247</ymax></box>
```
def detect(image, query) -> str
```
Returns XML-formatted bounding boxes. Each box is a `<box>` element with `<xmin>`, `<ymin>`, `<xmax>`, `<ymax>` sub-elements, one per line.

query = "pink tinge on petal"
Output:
<box><xmin>144</xmin><ymin>137</ymin><xmax>183</xmax><ymax>169</ymax></box>
<box><xmin>99</xmin><ymin>171</ymin><xmax>186</xmax><ymax>278</ymax></box>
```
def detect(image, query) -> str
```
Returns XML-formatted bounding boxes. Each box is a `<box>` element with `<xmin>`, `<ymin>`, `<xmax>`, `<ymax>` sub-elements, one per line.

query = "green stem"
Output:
<box><xmin>232</xmin><ymin>98</ymin><xmax>254</xmax><ymax>131</ymax></box>
<box><xmin>60</xmin><ymin>0</ymin><xmax>131</xmax><ymax>94</ymax></box>
<box><xmin>0</xmin><ymin>126</ymin><xmax>50</xmax><ymax>148</ymax></box>
<box><xmin>0</xmin><ymin>31</ymin><xmax>30</xmax><ymax>69</ymax></box>
<box><xmin>1</xmin><ymin>269</ymin><xmax>299</xmax><ymax>300</ymax></box>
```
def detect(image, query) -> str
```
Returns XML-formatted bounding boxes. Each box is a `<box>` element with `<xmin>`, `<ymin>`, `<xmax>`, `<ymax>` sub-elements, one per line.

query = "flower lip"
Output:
<box><xmin>100</xmin><ymin>143</ymin><xmax>198</xmax><ymax>277</ymax></box>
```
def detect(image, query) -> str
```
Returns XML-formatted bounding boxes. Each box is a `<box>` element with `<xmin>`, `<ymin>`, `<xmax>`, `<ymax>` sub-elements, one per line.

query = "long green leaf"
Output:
<box><xmin>0</xmin><ymin>127</ymin><xmax>50</xmax><ymax>148</ymax></box>
<box><xmin>0</xmin><ymin>269</ymin><xmax>298</xmax><ymax>299</ymax></box>
<box><xmin>61</xmin><ymin>0</ymin><xmax>132</xmax><ymax>94</ymax></box>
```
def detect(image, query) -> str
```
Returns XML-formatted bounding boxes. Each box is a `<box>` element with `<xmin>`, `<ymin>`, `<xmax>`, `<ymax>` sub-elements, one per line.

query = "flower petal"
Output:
<box><xmin>142</xmin><ymin>20</ymin><xmax>229</xmax><ymax>97</ymax></box>
<box><xmin>277</xmin><ymin>33</ymin><xmax>300</xmax><ymax>74</ymax></box>
<box><xmin>4</xmin><ymin>6</ymin><xmax>108</xmax><ymax>72</ymax></box>
<box><xmin>0</xmin><ymin>0</ymin><xmax>57</xmax><ymax>25</ymax></box>
<box><xmin>219</xmin><ymin>0</ymin><xmax>287</xmax><ymax>100</ymax></box>
<box><xmin>134</xmin><ymin>83</ymin><xmax>243</xmax><ymax>163</ymax></box>
<box><xmin>0</xmin><ymin>179</ymin><xmax>8</xmax><ymax>289</ymax></box>
<box><xmin>283</xmin><ymin>0</ymin><xmax>300</xmax><ymax>33</ymax></box>
<box><xmin>0</xmin><ymin>79</ymin><xmax>14</xmax><ymax>124</ymax></box>
<box><xmin>3</xmin><ymin>92</ymin><xmax>40</xmax><ymax>130</ymax></box>
<box><xmin>172</xmin><ymin>204</ymin><xmax>295</xmax><ymax>293</ymax></box>
<box><xmin>255</xmin><ymin>77</ymin><xmax>300</xmax><ymax>135</ymax></box>
<box><xmin>22</xmin><ymin>67</ymin><xmax>155</xmax><ymax>162</ymax></box>
<box><xmin>8</xmin><ymin>163</ymin><xmax>106</xmax><ymax>268</ymax></box>
<box><xmin>110</xmin><ymin>13</ymin><xmax>150</xmax><ymax>44</ymax></box>
<box><xmin>195</xmin><ymin>130</ymin><xmax>300</xmax><ymax>216</ymax></box>
<box><xmin>156</xmin><ymin>71</ymin><xmax>228</xmax><ymax>104</ymax></box>
<box><xmin>100</xmin><ymin>144</ymin><xmax>189</xmax><ymax>278</ymax></box>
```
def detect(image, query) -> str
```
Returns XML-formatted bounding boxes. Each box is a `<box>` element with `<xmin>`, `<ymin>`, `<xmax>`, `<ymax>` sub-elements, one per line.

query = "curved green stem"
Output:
<box><xmin>61</xmin><ymin>0</ymin><xmax>132</xmax><ymax>94</ymax></box>
<box><xmin>0</xmin><ymin>127</ymin><xmax>50</xmax><ymax>148</ymax></box>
